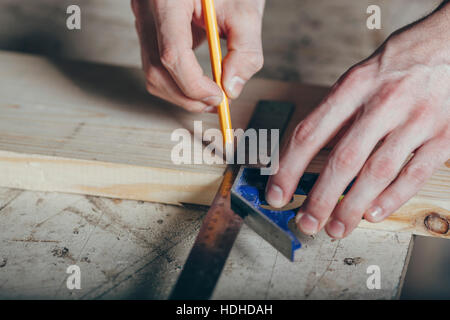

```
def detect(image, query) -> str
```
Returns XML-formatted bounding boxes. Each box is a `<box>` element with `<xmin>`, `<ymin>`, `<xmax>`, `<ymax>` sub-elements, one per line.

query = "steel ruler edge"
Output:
<box><xmin>169</xmin><ymin>100</ymin><xmax>295</xmax><ymax>300</ymax></box>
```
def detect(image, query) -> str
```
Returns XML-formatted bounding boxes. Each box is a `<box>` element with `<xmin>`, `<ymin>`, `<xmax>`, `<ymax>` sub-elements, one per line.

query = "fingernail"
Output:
<box><xmin>298</xmin><ymin>214</ymin><xmax>319</xmax><ymax>235</ymax></box>
<box><xmin>265</xmin><ymin>184</ymin><xmax>284</xmax><ymax>208</ymax></box>
<box><xmin>295</xmin><ymin>212</ymin><xmax>304</xmax><ymax>224</ymax></box>
<box><xmin>202</xmin><ymin>95</ymin><xmax>223</xmax><ymax>106</ymax></box>
<box><xmin>203</xmin><ymin>106</ymin><xmax>217</xmax><ymax>113</ymax></box>
<box><xmin>326</xmin><ymin>219</ymin><xmax>346</xmax><ymax>238</ymax></box>
<box><xmin>366</xmin><ymin>206</ymin><xmax>384</xmax><ymax>222</ymax></box>
<box><xmin>225</xmin><ymin>76</ymin><xmax>245</xmax><ymax>99</ymax></box>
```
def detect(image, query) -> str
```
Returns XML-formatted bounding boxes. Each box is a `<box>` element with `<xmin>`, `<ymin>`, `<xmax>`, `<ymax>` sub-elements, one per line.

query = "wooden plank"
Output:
<box><xmin>0</xmin><ymin>50</ymin><xmax>327</xmax><ymax>206</ymax></box>
<box><xmin>359</xmin><ymin>197</ymin><xmax>449</xmax><ymax>239</ymax></box>
<box><xmin>0</xmin><ymin>50</ymin><xmax>448</xmax><ymax>239</ymax></box>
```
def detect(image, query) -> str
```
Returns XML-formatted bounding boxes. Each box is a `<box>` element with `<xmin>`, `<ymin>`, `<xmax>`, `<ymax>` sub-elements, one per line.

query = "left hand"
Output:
<box><xmin>131</xmin><ymin>0</ymin><xmax>265</xmax><ymax>113</ymax></box>
<box><xmin>265</xmin><ymin>4</ymin><xmax>450</xmax><ymax>239</ymax></box>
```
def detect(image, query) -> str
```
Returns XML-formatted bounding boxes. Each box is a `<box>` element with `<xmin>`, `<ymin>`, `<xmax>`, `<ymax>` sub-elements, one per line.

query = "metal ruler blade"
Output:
<box><xmin>169</xmin><ymin>101</ymin><xmax>295</xmax><ymax>300</ymax></box>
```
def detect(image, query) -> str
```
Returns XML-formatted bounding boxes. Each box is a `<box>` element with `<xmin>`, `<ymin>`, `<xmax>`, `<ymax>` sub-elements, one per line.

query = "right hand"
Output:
<box><xmin>131</xmin><ymin>0</ymin><xmax>265</xmax><ymax>113</ymax></box>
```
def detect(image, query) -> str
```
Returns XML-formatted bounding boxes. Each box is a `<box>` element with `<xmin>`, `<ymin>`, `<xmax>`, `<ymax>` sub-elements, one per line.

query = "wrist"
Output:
<box><xmin>424</xmin><ymin>3</ymin><xmax>450</xmax><ymax>63</ymax></box>
<box><xmin>399</xmin><ymin>5</ymin><xmax>450</xmax><ymax>66</ymax></box>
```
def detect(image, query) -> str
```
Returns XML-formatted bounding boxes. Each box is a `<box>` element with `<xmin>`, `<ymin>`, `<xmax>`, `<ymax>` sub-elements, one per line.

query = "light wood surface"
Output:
<box><xmin>0</xmin><ymin>51</ymin><xmax>448</xmax><ymax>240</ymax></box>
<box><xmin>0</xmin><ymin>50</ymin><xmax>328</xmax><ymax>206</ymax></box>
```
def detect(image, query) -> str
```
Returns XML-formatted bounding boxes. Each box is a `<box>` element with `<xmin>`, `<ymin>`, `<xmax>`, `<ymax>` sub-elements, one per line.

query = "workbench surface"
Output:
<box><xmin>0</xmin><ymin>187</ymin><xmax>412</xmax><ymax>299</ymax></box>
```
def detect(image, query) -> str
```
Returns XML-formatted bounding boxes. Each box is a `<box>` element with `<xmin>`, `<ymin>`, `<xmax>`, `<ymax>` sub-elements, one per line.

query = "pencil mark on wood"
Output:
<box><xmin>10</xmin><ymin>237</ymin><xmax>60</xmax><ymax>243</ymax></box>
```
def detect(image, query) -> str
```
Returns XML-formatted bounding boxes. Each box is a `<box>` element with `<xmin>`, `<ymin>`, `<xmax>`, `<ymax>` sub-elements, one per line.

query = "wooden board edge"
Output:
<box><xmin>0</xmin><ymin>150</ymin><xmax>222</xmax><ymax>206</ymax></box>
<box><xmin>357</xmin><ymin>198</ymin><xmax>449</xmax><ymax>239</ymax></box>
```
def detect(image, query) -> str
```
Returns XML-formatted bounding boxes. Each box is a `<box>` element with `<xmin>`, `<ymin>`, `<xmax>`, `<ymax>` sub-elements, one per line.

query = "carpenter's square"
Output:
<box><xmin>170</xmin><ymin>100</ymin><xmax>294</xmax><ymax>300</ymax></box>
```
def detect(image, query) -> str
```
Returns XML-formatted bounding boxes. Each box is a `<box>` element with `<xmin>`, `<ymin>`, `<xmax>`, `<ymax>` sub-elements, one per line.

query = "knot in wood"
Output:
<box><xmin>424</xmin><ymin>212</ymin><xmax>449</xmax><ymax>235</ymax></box>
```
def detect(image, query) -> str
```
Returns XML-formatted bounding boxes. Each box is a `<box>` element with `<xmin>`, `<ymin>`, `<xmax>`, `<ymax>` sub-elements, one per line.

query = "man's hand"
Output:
<box><xmin>131</xmin><ymin>0</ymin><xmax>265</xmax><ymax>113</ymax></box>
<box><xmin>266</xmin><ymin>3</ymin><xmax>450</xmax><ymax>239</ymax></box>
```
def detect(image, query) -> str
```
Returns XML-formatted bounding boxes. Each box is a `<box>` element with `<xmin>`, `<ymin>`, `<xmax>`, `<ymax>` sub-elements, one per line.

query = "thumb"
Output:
<box><xmin>222</xmin><ymin>12</ymin><xmax>264</xmax><ymax>99</ymax></box>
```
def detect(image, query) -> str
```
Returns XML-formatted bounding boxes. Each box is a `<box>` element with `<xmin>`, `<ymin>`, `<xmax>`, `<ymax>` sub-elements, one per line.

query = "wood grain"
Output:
<box><xmin>0</xmin><ymin>51</ymin><xmax>448</xmax><ymax>239</ymax></box>
<box><xmin>0</xmin><ymin>50</ymin><xmax>327</xmax><ymax>205</ymax></box>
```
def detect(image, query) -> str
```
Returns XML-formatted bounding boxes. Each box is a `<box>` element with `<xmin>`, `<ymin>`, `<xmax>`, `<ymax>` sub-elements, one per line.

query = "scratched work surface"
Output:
<box><xmin>0</xmin><ymin>187</ymin><xmax>412</xmax><ymax>299</ymax></box>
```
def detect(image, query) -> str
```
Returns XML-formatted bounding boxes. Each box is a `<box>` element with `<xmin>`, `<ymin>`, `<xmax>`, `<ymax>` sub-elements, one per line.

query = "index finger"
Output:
<box><xmin>151</xmin><ymin>0</ymin><xmax>223</xmax><ymax>104</ymax></box>
<box><xmin>265</xmin><ymin>64</ymin><xmax>376</xmax><ymax>209</ymax></box>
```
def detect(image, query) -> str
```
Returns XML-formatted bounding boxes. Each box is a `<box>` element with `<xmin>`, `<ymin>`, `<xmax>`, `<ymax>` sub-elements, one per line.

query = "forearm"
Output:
<box><xmin>382</xmin><ymin>1</ymin><xmax>450</xmax><ymax>69</ymax></box>
<box><xmin>420</xmin><ymin>1</ymin><xmax>450</xmax><ymax>62</ymax></box>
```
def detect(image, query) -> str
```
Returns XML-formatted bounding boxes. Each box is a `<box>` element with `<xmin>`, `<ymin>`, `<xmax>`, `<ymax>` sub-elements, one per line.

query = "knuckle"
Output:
<box><xmin>343</xmin><ymin>66</ymin><xmax>364</xmax><ymax>84</ymax></box>
<box><xmin>250</xmin><ymin>11</ymin><xmax>264</xmax><ymax>24</ymax></box>
<box><xmin>348</xmin><ymin>213</ymin><xmax>364</xmax><ymax>227</ymax></box>
<box><xmin>403</xmin><ymin>163</ymin><xmax>431</xmax><ymax>184</ymax></box>
<box><xmin>182</xmin><ymin>102</ymin><xmax>203</xmax><ymax>113</ymax></box>
<box><xmin>144</xmin><ymin>66</ymin><xmax>159</xmax><ymax>84</ymax></box>
<box><xmin>409</xmin><ymin>104</ymin><xmax>435</xmax><ymax>124</ymax></box>
<box><xmin>185</xmin><ymin>80</ymin><xmax>206</xmax><ymax>98</ymax></box>
<box><xmin>381</xmin><ymin>188</ymin><xmax>403</xmax><ymax>211</ymax></box>
<box><xmin>378</xmin><ymin>36</ymin><xmax>401</xmax><ymax>67</ymax></box>
<box><xmin>245</xmin><ymin>51</ymin><xmax>264</xmax><ymax>73</ymax></box>
<box><xmin>368</xmin><ymin>80</ymin><xmax>407</xmax><ymax>111</ymax></box>
<box><xmin>145</xmin><ymin>82</ymin><xmax>158</xmax><ymax>96</ymax></box>
<box><xmin>414</xmin><ymin>104</ymin><xmax>434</xmax><ymax>118</ymax></box>
<box><xmin>131</xmin><ymin>0</ymin><xmax>137</xmax><ymax>15</ymax></box>
<box><xmin>246</xmin><ymin>7</ymin><xmax>263</xmax><ymax>20</ymax></box>
<box><xmin>160</xmin><ymin>47</ymin><xmax>179</xmax><ymax>71</ymax></box>
<box><xmin>144</xmin><ymin>68</ymin><xmax>162</xmax><ymax>94</ymax></box>
<box><xmin>340</xmin><ymin>207</ymin><xmax>364</xmax><ymax>227</ymax></box>
<box><xmin>175</xmin><ymin>78</ymin><xmax>207</xmax><ymax>100</ymax></box>
<box><xmin>306</xmin><ymin>195</ymin><xmax>334</xmax><ymax>217</ymax></box>
<box><xmin>292</xmin><ymin>120</ymin><xmax>315</xmax><ymax>145</ymax></box>
<box><xmin>234</xmin><ymin>7</ymin><xmax>264</xmax><ymax>25</ymax></box>
<box><xmin>152</xmin><ymin>0</ymin><xmax>165</xmax><ymax>10</ymax></box>
<box><xmin>365</xmin><ymin>156</ymin><xmax>397</xmax><ymax>181</ymax></box>
<box><xmin>131</xmin><ymin>0</ymin><xmax>144</xmax><ymax>17</ymax></box>
<box><xmin>340</xmin><ymin>63</ymin><xmax>374</xmax><ymax>87</ymax></box>
<box><xmin>330</xmin><ymin>146</ymin><xmax>360</xmax><ymax>171</ymax></box>
<box><xmin>389</xmin><ymin>188</ymin><xmax>403</xmax><ymax>205</ymax></box>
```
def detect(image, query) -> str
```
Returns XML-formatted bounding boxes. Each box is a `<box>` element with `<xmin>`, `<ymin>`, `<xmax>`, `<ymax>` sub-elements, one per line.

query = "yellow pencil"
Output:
<box><xmin>201</xmin><ymin>0</ymin><xmax>233</xmax><ymax>146</ymax></box>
